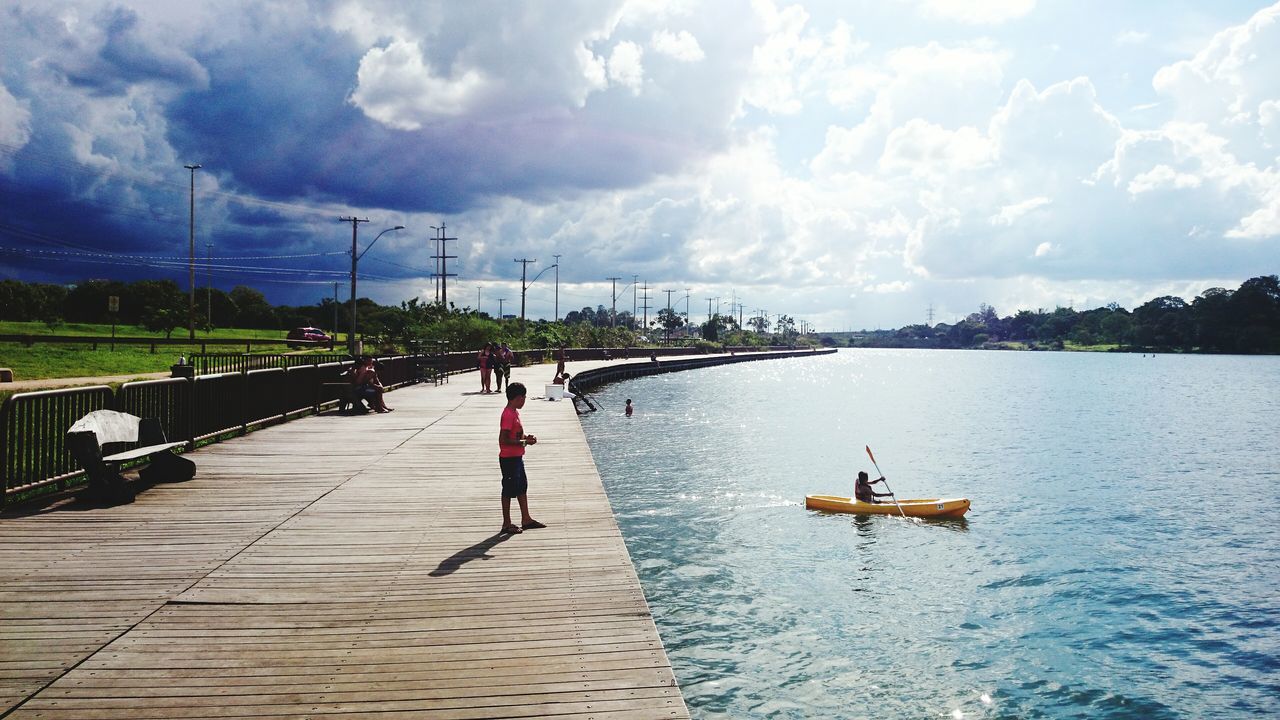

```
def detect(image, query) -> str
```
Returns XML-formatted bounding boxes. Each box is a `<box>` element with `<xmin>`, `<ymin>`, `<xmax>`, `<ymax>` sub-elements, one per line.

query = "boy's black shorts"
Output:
<box><xmin>499</xmin><ymin>456</ymin><xmax>528</xmax><ymax>498</ymax></box>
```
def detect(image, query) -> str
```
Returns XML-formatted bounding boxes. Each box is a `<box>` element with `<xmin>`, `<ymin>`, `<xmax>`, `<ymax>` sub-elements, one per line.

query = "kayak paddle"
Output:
<box><xmin>865</xmin><ymin>445</ymin><xmax>907</xmax><ymax>519</ymax></box>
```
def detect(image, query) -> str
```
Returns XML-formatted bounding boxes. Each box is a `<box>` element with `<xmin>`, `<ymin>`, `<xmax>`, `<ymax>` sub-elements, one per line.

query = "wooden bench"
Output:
<box><xmin>66</xmin><ymin>410</ymin><xmax>196</xmax><ymax>504</ymax></box>
<box><xmin>319</xmin><ymin>382</ymin><xmax>369</xmax><ymax>414</ymax></box>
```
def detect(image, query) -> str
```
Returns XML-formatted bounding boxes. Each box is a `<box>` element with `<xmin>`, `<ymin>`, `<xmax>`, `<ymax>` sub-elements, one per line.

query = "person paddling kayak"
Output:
<box><xmin>855</xmin><ymin>470</ymin><xmax>893</xmax><ymax>503</ymax></box>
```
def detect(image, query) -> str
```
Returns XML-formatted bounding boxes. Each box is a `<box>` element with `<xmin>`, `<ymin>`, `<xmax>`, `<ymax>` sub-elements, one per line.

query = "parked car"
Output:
<box><xmin>286</xmin><ymin>327</ymin><xmax>331</xmax><ymax>348</ymax></box>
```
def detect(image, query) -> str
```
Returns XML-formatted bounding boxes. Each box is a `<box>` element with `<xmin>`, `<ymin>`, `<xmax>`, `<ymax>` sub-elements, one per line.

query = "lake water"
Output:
<box><xmin>578</xmin><ymin>349</ymin><xmax>1280</xmax><ymax>719</ymax></box>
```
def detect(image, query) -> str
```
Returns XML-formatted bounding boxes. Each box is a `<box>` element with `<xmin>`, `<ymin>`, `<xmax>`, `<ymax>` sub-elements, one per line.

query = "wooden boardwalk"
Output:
<box><xmin>0</xmin><ymin>361</ymin><xmax>689</xmax><ymax>719</ymax></box>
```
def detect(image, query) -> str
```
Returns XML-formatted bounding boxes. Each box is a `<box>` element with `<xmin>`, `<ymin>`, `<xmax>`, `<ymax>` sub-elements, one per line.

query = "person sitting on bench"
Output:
<box><xmin>355</xmin><ymin>356</ymin><xmax>393</xmax><ymax>413</ymax></box>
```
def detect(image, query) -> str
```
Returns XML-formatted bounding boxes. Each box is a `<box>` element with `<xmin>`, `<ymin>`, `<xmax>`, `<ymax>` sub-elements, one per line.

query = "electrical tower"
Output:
<box><xmin>431</xmin><ymin>223</ymin><xmax>458</xmax><ymax>305</ymax></box>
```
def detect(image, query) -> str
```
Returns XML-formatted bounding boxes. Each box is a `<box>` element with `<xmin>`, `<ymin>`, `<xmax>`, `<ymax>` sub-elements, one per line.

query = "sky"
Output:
<box><xmin>1</xmin><ymin>0</ymin><xmax>1278</xmax><ymax>330</ymax></box>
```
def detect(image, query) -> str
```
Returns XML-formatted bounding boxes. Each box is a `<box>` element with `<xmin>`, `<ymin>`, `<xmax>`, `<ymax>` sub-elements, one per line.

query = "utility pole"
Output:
<box><xmin>632</xmin><ymin>274</ymin><xmax>638</xmax><ymax>330</ymax></box>
<box><xmin>553</xmin><ymin>254</ymin><xmax>562</xmax><ymax>322</ymax></box>
<box><xmin>706</xmin><ymin>297</ymin><xmax>714</xmax><ymax>322</ymax></box>
<box><xmin>205</xmin><ymin>241</ymin><xmax>213</xmax><ymax>330</ymax></box>
<box><xmin>514</xmin><ymin>258</ymin><xmax>536</xmax><ymax>324</ymax></box>
<box><xmin>184</xmin><ymin>163</ymin><xmax>200</xmax><ymax>340</ymax></box>
<box><xmin>663</xmin><ymin>289</ymin><xmax>675</xmax><ymax>311</ymax></box>
<box><xmin>607</xmin><ymin>277</ymin><xmax>622</xmax><ymax>326</ymax></box>
<box><xmin>640</xmin><ymin>281</ymin><xmax>651</xmax><ymax>331</ymax></box>
<box><xmin>927</xmin><ymin>303</ymin><xmax>935</xmax><ymax>326</ymax></box>
<box><xmin>477</xmin><ymin>285</ymin><xmax>481</xmax><ymax>315</ymax></box>
<box><xmin>431</xmin><ymin>224</ymin><xmax>457</xmax><ymax>306</ymax></box>
<box><xmin>332</xmin><ymin>282</ymin><xmax>340</xmax><ymax>339</ymax></box>
<box><xmin>339</xmin><ymin>216</ymin><xmax>370</xmax><ymax>355</ymax></box>
<box><xmin>497</xmin><ymin>298</ymin><xmax>506</xmax><ymax>318</ymax></box>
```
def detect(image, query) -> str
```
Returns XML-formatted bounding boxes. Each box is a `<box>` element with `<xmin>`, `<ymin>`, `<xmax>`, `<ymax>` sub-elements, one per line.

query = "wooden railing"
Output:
<box><xmin>0</xmin><ymin>356</ymin><xmax>419</xmax><ymax>508</ymax></box>
<box><xmin>190</xmin><ymin>353</ymin><xmax>350</xmax><ymax>376</ymax></box>
<box><xmin>1</xmin><ymin>345</ymin><xmax>820</xmax><ymax>508</ymax></box>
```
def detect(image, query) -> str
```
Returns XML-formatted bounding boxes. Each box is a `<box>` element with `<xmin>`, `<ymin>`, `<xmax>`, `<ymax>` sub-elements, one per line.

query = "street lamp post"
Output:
<box><xmin>184</xmin><ymin>163</ymin><xmax>201</xmax><ymax>340</ymax></box>
<box><xmin>341</xmin><ymin>219</ymin><xmax>402</xmax><ymax>355</ymax></box>
<box><xmin>553</xmin><ymin>253</ymin><xmax>561</xmax><ymax>322</ymax></box>
<box><xmin>521</xmin><ymin>263</ymin><xmax>558</xmax><ymax>325</ymax></box>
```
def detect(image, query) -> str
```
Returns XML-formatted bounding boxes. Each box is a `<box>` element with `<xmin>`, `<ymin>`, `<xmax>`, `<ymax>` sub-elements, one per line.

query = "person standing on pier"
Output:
<box><xmin>554</xmin><ymin>344</ymin><xmax>567</xmax><ymax>380</ymax></box>
<box><xmin>625</xmin><ymin>399</ymin><xmax>634</xmax><ymax>417</ymax></box>
<box><xmin>478</xmin><ymin>343</ymin><xmax>493</xmax><ymax>394</ymax></box>
<box><xmin>495</xmin><ymin>342</ymin><xmax>513</xmax><ymax>392</ymax></box>
<box><xmin>498</xmin><ymin>382</ymin><xmax>546</xmax><ymax>534</ymax></box>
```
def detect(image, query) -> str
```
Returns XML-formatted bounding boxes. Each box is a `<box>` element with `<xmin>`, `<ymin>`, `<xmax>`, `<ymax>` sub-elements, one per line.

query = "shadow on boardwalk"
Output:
<box><xmin>429</xmin><ymin>532</ymin><xmax>514</xmax><ymax>576</ymax></box>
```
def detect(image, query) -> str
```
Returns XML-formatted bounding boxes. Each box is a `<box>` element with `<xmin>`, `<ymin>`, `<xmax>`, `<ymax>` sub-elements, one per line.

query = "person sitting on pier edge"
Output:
<box><xmin>855</xmin><ymin>470</ymin><xmax>891</xmax><ymax>503</ymax></box>
<box><xmin>356</xmin><ymin>356</ymin><xmax>392</xmax><ymax>413</ymax></box>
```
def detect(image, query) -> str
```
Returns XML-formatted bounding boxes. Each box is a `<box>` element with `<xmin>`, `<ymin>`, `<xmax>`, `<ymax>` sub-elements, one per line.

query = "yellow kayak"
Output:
<box><xmin>805</xmin><ymin>494</ymin><xmax>970</xmax><ymax>519</ymax></box>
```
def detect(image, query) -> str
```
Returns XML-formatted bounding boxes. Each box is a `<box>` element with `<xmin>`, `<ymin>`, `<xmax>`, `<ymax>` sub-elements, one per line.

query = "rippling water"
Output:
<box><xmin>579</xmin><ymin>349</ymin><xmax>1280</xmax><ymax>719</ymax></box>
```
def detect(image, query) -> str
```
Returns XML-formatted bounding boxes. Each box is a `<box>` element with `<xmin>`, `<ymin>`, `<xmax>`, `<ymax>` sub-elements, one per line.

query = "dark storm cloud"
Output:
<box><xmin>61</xmin><ymin>7</ymin><xmax>208</xmax><ymax>94</ymax></box>
<box><xmin>162</xmin><ymin>26</ymin><xmax>730</xmax><ymax>216</ymax></box>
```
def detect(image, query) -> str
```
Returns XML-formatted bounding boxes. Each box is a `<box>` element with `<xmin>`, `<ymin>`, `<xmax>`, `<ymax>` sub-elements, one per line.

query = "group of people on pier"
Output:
<box><xmin>476</xmin><ymin>342</ymin><xmax>514</xmax><ymax>394</ymax></box>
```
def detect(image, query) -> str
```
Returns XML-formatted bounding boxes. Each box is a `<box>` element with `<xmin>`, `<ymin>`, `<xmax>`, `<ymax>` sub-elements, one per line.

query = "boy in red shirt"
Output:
<box><xmin>498</xmin><ymin>382</ymin><xmax>547</xmax><ymax>534</ymax></box>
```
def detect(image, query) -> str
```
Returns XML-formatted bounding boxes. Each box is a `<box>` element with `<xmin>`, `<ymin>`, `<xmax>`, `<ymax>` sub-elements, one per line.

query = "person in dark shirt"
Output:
<box><xmin>854</xmin><ymin>470</ymin><xmax>892</xmax><ymax>503</ymax></box>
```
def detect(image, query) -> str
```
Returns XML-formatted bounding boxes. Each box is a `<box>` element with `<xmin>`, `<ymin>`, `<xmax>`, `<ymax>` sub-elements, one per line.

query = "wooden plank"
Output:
<box><xmin>0</xmin><ymin>358</ymin><xmax>700</xmax><ymax>718</ymax></box>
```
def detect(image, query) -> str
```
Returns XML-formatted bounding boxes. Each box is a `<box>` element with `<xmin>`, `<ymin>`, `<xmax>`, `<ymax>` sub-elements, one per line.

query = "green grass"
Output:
<box><xmin>1062</xmin><ymin>341</ymin><xmax>1121</xmax><ymax>352</ymax></box>
<box><xmin>1</xmin><ymin>341</ymin><xmax>208</xmax><ymax>381</ymax></box>
<box><xmin>0</xmin><ymin>320</ymin><xmax>346</xmax><ymax>381</ymax></box>
<box><xmin>0</xmin><ymin>320</ymin><xmax>289</xmax><ymax>340</ymax></box>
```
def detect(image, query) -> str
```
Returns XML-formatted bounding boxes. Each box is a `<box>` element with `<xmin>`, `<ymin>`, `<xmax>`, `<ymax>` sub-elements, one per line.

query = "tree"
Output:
<box><xmin>1134</xmin><ymin>296</ymin><xmax>1190</xmax><ymax>350</ymax></box>
<box><xmin>1192</xmin><ymin>288</ymin><xmax>1233</xmax><ymax>352</ymax></box>
<box><xmin>656</xmin><ymin>307</ymin><xmax>684</xmax><ymax>337</ymax></box>
<box><xmin>229</xmin><ymin>285</ymin><xmax>275</xmax><ymax>329</ymax></box>
<box><xmin>1101</xmin><ymin>312</ymin><xmax>1133</xmax><ymax>345</ymax></box>
<box><xmin>775</xmin><ymin>315</ymin><xmax>797</xmax><ymax>342</ymax></box>
<box><xmin>130</xmin><ymin>279</ymin><xmax>186</xmax><ymax>338</ymax></box>
<box><xmin>0</xmin><ymin>280</ymin><xmax>68</xmax><ymax>323</ymax></box>
<box><xmin>747</xmin><ymin>314</ymin><xmax>770</xmax><ymax>333</ymax></box>
<box><xmin>1006</xmin><ymin>310</ymin><xmax>1041</xmax><ymax>341</ymax></box>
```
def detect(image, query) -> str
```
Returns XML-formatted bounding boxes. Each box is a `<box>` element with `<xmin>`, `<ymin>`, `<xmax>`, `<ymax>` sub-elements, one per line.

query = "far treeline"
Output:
<box><xmin>0</xmin><ymin>278</ymin><xmax>804</xmax><ymax>351</ymax></box>
<box><xmin>841</xmin><ymin>275</ymin><xmax>1280</xmax><ymax>354</ymax></box>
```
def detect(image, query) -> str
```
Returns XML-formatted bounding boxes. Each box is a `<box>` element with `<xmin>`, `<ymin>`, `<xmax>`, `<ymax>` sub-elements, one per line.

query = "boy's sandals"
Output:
<box><xmin>500</xmin><ymin>524</ymin><xmax>523</xmax><ymax>534</ymax></box>
<box><xmin>521</xmin><ymin>520</ymin><xmax>547</xmax><ymax>530</ymax></box>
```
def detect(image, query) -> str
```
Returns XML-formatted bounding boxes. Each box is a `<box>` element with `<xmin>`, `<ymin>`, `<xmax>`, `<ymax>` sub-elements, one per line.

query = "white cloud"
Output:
<box><xmin>0</xmin><ymin>81</ymin><xmax>32</xmax><ymax>152</ymax></box>
<box><xmin>349</xmin><ymin>39</ymin><xmax>488</xmax><ymax>129</ymax></box>
<box><xmin>741</xmin><ymin>4</ymin><xmax>869</xmax><ymax>116</ymax></box>
<box><xmin>1126</xmin><ymin>164</ymin><xmax>1202</xmax><ymax>194</ymax></box>
<box><xmin>990</xmin><ymin>197</ymin><xmax>1051</xmax><ymax>226</ymax></box>
<box><xmin>577</xmin><ymin>44</ymin><xmax>609</xmax><ymax>93</ymax></box>
<box><xmin>916</xmin><ymin>0</ymin><xmax>1035</xmax><ymax>25</ymax></box>
<box><xmin>608</xmin><ymin>41</ymin><xmax>646</xmax><ymax>93</ymax></box>
<box><xmin>1114</xmin><ymin>30</ymin><xmax>1149</xmax><ymax>46</ymax></box>
<box><xmin>651</xmin><ymin>29</ymin><xmax>704</xmax><ymax>61</ymax></box>
<box><xmin>880</xmin><ymin>120</ymin><xmax>993</xmax><ymax>178</ymax></box>
<box><xmin>863</xmin><ymin>280</ymin><xmax>912</xmax><ymax>293</ymax></box>
<box><xmin>1034</xmin><ymin>241</ymin><xmax>1053</xmax><ymax>257</ymax></box>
